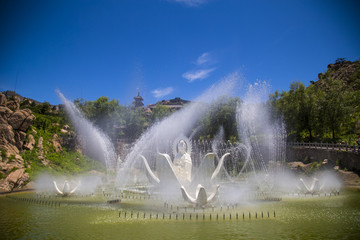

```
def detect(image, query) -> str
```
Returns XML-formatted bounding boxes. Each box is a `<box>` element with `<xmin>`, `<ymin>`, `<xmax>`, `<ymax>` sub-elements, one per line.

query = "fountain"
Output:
<box><xmin>1</xmin><ymin>77</ymin><xmax>355</xmax><ymax>240</ymax></box>
<box><xmin>114</xmin><ymin>75</ymin><xmax>239</xmax><ymax>199</ymax></box>
<box><xmin>52</xmin><ymin>78</ymin><xmax>342</xmax><ymax>203</ymax></box>
<box><xmin>53</xmin><ymin>180</ymin><xmax>80</xmax><ymax>197</ymax></box>
<box><xmin>15</xmin><ymin>78</ymin><xmax>338</xmax><ymax>220</ymax></box>
<box><xmin>181</xmin><ymin>184</ymin><xmax>219</xmax><ymax>207</ymax></box>
<box><xmin>141</xmin><ymin>136</ymin><xmax>230</xmax><ymax>206</ymax></box>
<box><xmin>56</xmin><ymin>90</ymin><xmax>117</xmax><ymax>172</ymax></box>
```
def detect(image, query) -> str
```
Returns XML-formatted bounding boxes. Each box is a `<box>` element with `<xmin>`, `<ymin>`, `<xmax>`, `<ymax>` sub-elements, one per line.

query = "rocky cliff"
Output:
<box><xmin>0</xmin><ymin>93</ymin><xmax>76</xmax><ymax>192</ymax></box>
<box><xmin>0</xmin><ymin>93</ymin><xmax>35</xmax><ymax>191</ymax></box>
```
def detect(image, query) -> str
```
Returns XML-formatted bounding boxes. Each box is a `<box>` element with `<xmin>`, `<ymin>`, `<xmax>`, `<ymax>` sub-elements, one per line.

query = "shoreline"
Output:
<box><xmin>1</xmin><ymin>185</ymin><xmax>359</xmax><ymax>196</ymax></box>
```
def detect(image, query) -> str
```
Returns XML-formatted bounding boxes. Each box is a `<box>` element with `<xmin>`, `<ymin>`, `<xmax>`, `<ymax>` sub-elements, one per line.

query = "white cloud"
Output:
<box><xmin>182</xmin><ymin>68</ymin><xmax>216</xmax><ymax>82</ymax></box>
<box><xmin>152</xmin><ymin>87</ymin><xmax>174</xmax><ymax>98</ymax></box>
<box><xmin>172</xmin><ymin>0</ymin><xmax>208</xmax><ymax>7</ymax></box>
<box><xmin>196</xmin><ymin>52</ymin><xmax>210</xmax><ymax>65</ymax></box>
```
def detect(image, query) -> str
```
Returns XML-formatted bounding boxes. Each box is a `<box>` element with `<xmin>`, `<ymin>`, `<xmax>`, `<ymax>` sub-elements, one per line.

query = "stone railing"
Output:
<box><xmin>288</xmin><ymin>142</ymin><xmax>360</xmax><ymax>154</ymax></box>
<box><xmin>115</xmin><ymin>138</ymin><xmax>360</xmax><ymax>157</ymax></box>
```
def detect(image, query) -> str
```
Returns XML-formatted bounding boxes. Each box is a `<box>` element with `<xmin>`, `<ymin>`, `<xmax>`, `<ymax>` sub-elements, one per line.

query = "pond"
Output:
<box><xmin>1</xmin><ymin>189</ymin><xmax>360</xmax><ymax>239</ymax></box>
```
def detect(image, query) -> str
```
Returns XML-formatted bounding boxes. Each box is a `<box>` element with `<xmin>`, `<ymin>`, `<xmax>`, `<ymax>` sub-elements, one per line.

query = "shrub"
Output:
<box><xmin>8</xmin><ymin>154</ymin><xmax>16</xmax><ymax>162</ymax></box>
<box><xmin>21</xmin><ymin>148</ymin><xmax>105</xmax><ymax>180</ymax></box>
<box><xmin>306</xmin><ymin>161</ymin><xmax>320</xmax><ymax>175</ymax></box>
<box><xmin>9</xmin><ymin>167</ymin><xmax>18</xmax><ymax>173</ymax></box>
<box><xmin>1</xmin><ymin>149</ymin><xmax>6</xmax><ymax>159</ymax></box>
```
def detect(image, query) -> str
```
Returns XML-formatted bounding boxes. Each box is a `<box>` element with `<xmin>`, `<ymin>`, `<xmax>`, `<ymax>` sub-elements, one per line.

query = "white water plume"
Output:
<box><xmin>236</xmin><ymin>81</ymin><xmax>286</xmax><ymax>179</ymax></box>
<box><xmin>211</xmin><ymin>126</ymin><xmax>225</xmax><ymax>154</ymax></box>
<box><xmin>57</xmin><ymin>90</ymin><xmax>117</xmax><ymax>172</ymax></box>
<box><xmin>116</xmin><ymin>73</ymin><xmax>240</xmax><ymax>190</ymax></box>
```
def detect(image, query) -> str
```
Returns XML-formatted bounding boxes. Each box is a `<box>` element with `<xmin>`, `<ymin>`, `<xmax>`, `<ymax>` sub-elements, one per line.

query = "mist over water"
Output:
<box><xmin>236</xmin><ymin>81</ymin><xmax>286</xmax><ymax>178</ymax></box>
<box><xmin>52</xmin><ymin>77</ymin><xmax>341</xmax><ymax>204</ymax></box>
<box><xmin>34</xmin><ymin>173</ymin><xmax>103</xmax><ymax>195</ymax></box>
<box><xmin>115</xmin><ymin>73</ymin><xmax>240</xmax><ymax>194</ymax></box>
<box><xmin>57</xmin><ymin>90</ymin><xmax>117</xmax><ymax>172</ymax></box>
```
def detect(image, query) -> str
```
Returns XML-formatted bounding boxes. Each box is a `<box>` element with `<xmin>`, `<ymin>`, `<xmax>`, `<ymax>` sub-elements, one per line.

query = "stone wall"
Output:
<box><xmin>286</xmin><ymin>147</ymin><xmax>360</xmax><ymax>172</ymax></box>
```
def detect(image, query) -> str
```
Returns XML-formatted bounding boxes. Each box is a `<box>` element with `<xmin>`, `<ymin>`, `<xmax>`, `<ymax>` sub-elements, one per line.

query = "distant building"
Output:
<box><xmin>144</xmin><ymin>97</ymin><xmax>190</xmax><ymax>114</ymax></box>
<box><xmin>133</xmin><ymin>91</ymin><xmax>144</xmax><ymax>108</ymax></box>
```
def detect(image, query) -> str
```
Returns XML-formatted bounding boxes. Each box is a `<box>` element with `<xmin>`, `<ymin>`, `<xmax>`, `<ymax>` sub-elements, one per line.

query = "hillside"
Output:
<box><xmin>1</xmin><ymin>59</ymin><xmax>359</xmax><ymax>191</ymax></box>
<box><xmin>0</xmin><ymin>94</ymin><xmax>104</xmax><ymax>192</ymax></box>
<box><xmin>315</xmin><ymin>59</ymin><xmax>360</xmax><ymax>91</ymax></box>
<box><xmin>270</xmin><ymin>59</ymin><xmax>360</xmax><ymax>142</ymax></box>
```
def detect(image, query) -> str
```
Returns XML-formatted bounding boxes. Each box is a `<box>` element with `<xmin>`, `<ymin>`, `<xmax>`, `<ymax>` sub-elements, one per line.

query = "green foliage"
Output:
<box><xmin>72</xmin><ymin>95</ymin><xmax>240</xmax><ymax>142</ymax></box>
<box><xmin>22</xmin><ymin>149</ymin><xmax>46</xmax><ymax>179</ymax></box>
<box><xmin>268</xmin><ymin>81</ymin><xmax>317</xmax><ymax>141</ymax></box>
<box><xmin>1</xmin><ymin>149</ymin><xmax>6</xmax><ymax>159</ymax></box>
<box><xmin>122</xmin><ymin>107</ymin><xmax>147</xmax><ymax>140</ymax></box>
<box><xmin>46</xmin><ymin>151</ymin><xmax>105</xmax><ymax>174</ymax></box>
<box><xmin>8</xmin><ymin>154</ymin><xmax>15</xmax><ymax>162</ymax></box>
<box><xmin>307</xmin><ymin>161</ymin><xmax>320</xmax><ymax>175</ymax></box>
<box><xmin>22</xmin><ymin>149</ymin><xmax>105</xmax><ymax>179</ymax></box>
<box><xmin>75</xmin><ymin>96</ymin><xmax>147</xmax><ymax>140</ymax></box>
<box><xmin>9</xmin><ymin>167</ymin><xmax>18</xmax><ymax>173</ymax></box>
<box><xmin>269</xmin><ymin>59</ymin><xmax>360</xmax><ymax>143</ymax></box>
<box><xmin>197</xmin><ymin>97</ymin><xmax>240</xmax><ymax>140</ymax></box>
<box><xmin>32</xmin><ymin>113</ymin><xmax>65</xmax><ymax>133</ymax></box>
<box><xmin>150</xmin><ymin>104</ymin><xmax>172</xmax><ymax>123</ymax></box>
<box><xmin>29</xmin><ymin>101</ymin><xmax>52</xmax><ymax>115</ymax></box>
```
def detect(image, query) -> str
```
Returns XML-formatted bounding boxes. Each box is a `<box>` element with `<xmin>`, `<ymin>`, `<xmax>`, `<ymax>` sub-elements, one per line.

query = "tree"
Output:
<box><xmin>122</xmin><ymin>107</ymin><xmax>146</xmax><ymax>140</ymax></box>
<box><xmin>269</xmin><ymin>81</ymin><xmax>317</xmax><ymax>141</ymax></box>
<box><xmin>75</xmin><ymin>96</ymin><xmax>125</xmax><ymax>140</ymax></box>
<box><xmin>197</xmin><ymin>97</ymin><xmax>240</xmax><ymax>140</ymax></box>
<box><xmin>315</xmin><ymin>78</ymin><xmax>352</xmax><ymax>140</ymax></box>
<box><xmin>150</xmin><ymin>104</ymin><xmax>172</xmax><ymax>123</ymax></box>
<box><xmin>269</xmin><ymin>59</ymin><xmax>360</xmax><ymax>143</ymax></box>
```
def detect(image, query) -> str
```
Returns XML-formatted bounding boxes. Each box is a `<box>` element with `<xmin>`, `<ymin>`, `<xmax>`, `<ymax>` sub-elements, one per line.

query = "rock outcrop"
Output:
<box><xmin>0</xmin><ymin>93</ymin><xmax>7</xmax><ymax>105</ymax></box>
<box><xmin>0</xmin><ymin>92</ymin><xmax>78</xmax><ymax>192</ymax></box>
<box><xmin>1</xmin><ymin>168</ymin><xmax>29</xmax><ymax>192</ymax></box>
<box><xmin>52</xmin><ymin>134</ymin><xmax>63</xmax><ymax>152</ymax></box>
<box><xmin>0</xmin><ymin>95</ymin><xmax>35</xmax><ymax>192</ymax></box>
<box><xmin>23</xmin><ymin>134</ymin><xmax>35</xmax><ymax>150</ymax></box>
<box><xmin>0</xmin><ymin>97</ymin><xmax>35</xmax><ymax>155</ymax></box>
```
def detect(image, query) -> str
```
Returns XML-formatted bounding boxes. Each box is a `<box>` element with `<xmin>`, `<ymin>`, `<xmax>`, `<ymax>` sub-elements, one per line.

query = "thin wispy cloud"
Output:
<box><xmin>172</xmin><ymin>0</ymin><xmax>208</xmax><ymax>7</ymax></box>
<box><xmin>182</xmin><ymin>68</ymin><xmax>216</xmax><ymax>82</ymax></box>
<box><xmin>152</xmin><ymin>87</ymin><xmax>174</xmax><ymax>98</ymax></box>
<box><xmin>196</xmin><ymin>52</ymin><xmax>211</xmax><ymax>65</ymax></box>
<box><xmin>183</xmin><ymin>52</ymin><xmax>216</xmax><ymax>82</ymax></box>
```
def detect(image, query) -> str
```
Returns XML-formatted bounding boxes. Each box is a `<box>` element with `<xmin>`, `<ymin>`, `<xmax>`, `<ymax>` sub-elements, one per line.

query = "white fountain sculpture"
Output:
<box><xmin>299</xmin><ymin>178</ymin><xmax>320</xmax><ymax>194</ymax></box>
<box><xmin>53</xmin><ymin>180</ymin><xmax>80</xmax><ymax>196</ymax></box>
<box><xmin>141</xmin><ymin>137</ymin><xmax>230</xmax><ymax>206</ymax></box>
<box><xmin>181</xmin><ymin>184</ymin><xmax>220</xmax><ymax>207</ymax></box>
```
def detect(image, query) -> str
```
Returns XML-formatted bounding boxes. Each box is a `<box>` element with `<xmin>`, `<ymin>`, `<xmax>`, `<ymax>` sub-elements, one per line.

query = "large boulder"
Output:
<box><xmin>52</xmin><ymin>134</ymin><xmax>63</xmax><ymax>152</ymax></box>
<box><xmin>14</xmin><ymin>131</ymin><xmax>27</xmax><ymax>150</ymax></box>
<box><xmin>19</xmin><ymin>109</ymin><xmax>35</xmax><ymax>132</ymax></box>
<box><xmin>0</xmin><ymin>93</ymin><xmax>7</xmax><ymax>106</ymax></box>
<box><xmin>7</xmin><ymin>109</ymin><xmax>35</xmax><ymax>132</ymax></box>
<box><xmin>0</xmin><ymin>106</ymin><xmax>13</xmax><ymax>123</ymax></box>
<box><xmin>0</xmin><ymin>106</ymin><xmax>35</xmax><ymax>155</ymax></box>
<box><xmin>6</xmin><ymin>96</ymin><xmax>20</xmax><ymax>111</ymax></box>
<box><xmin>0</xmin><ymin>123</ymin><xmax>18</xmax><ymax>154</ymax></box>
<box><xmin>24</xmin><ymin>134</ymin><xmax>35</xmax><ymax>150</ymax></box>
<box><xmin>1</xmin><ymin>168</ymin><xmax>29</xmax><ymax>192</ymax></box>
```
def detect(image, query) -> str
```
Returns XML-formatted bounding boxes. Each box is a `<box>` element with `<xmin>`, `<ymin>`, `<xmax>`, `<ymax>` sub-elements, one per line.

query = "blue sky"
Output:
<box><xmin>1</xmin><ymin>0</ymin><xmax>359</xmax><ymax>105</ymax></box>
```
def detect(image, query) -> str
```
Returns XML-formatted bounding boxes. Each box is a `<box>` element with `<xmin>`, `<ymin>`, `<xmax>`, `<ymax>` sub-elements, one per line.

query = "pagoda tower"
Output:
<box><xmin>133</xmin><ymin>91</ymin><xmax>144</xmax><ymax>108</ymax></box>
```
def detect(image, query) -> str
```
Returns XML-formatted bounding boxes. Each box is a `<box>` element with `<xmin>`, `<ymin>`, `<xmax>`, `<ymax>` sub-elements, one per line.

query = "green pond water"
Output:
<box><xmin>1</xmin><ymin>189</ymin><xmax>360</xmax><ymax>240</ymax></box>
